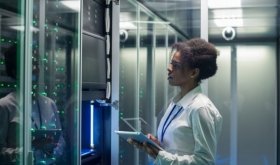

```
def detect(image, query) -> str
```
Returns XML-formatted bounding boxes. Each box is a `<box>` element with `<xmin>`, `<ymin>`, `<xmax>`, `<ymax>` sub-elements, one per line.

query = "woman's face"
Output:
<box><xmin>167</xmin><ymin>51</ymin><xmax>194</xmax><ymax>87</ymax></box>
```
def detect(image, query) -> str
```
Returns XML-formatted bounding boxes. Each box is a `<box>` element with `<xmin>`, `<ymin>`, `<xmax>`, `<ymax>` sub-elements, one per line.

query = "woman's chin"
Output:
<box><xmin>168</xmin><ymin>80</ymin><xmax>175</xmax><ymax>86</ymax></box>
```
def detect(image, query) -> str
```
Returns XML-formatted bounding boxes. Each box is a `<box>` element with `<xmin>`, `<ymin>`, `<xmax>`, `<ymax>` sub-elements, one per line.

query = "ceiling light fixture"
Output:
<box><xmin>120</xmin><ymin>22</ymin><xmax>137</xmax><ymax>30</ymax></box>
<box><xmin>9</xmin><ymin>25</ymin><xmax>39</xmax><ymax>32</ymax></box>
<box><xmin>61</xmin><ymin>0</ymin><xmax>80</xmax><ymax>11</ymax></box>
<box><xmin>208</xmin><ymin>0</ymin><xmax>241</xmax><ymax>9</ymax></box>
<box><xmin>214</xmin><ymin>17</ymin><xmax>243</xmax><ymax>27</ymax></box>
<box><xmin>213</xmin><ymin>9</ymin><xmax>243</xmax><ymax>27</ymax></box>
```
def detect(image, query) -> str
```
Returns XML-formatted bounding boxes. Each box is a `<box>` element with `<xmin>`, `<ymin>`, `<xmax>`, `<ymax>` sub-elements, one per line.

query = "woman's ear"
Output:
<box><xmin>190</xmin><ymin>68</ymin><xmax>199</xmax><ymax>79</ymax></box>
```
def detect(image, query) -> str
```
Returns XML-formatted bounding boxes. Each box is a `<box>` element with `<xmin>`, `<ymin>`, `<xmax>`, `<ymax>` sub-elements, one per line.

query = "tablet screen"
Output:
<box><xmin>115</xmin><ymin>130</ymin><xmax>163</xmax><ymax>150</ymax></box>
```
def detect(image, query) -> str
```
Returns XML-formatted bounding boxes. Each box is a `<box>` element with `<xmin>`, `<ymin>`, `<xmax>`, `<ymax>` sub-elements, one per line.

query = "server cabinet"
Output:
<box><xmin>81</xmin><ymin>0</ymin><xmax>111</xmax><ymax>164</ymax></box>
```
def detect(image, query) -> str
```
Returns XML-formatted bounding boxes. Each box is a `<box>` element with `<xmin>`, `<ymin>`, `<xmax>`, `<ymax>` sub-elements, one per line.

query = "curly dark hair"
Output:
<box><xmin>171</xmin><ymin>38</ymin><xmax>218</xmax><ymax>82</ymax></box>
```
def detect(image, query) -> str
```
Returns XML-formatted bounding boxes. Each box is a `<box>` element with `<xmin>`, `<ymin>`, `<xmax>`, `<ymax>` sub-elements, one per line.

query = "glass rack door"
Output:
<box><xmin>0</xmin><ymin>0</ymin><xmax>81</xmax><ymax>164</ymax></box>
<box><xmin>119</xmin><ymin>0</ymin><xmax>185</xmax><ymax>164</ymax></box>
<box><xmin>28</xmin><ymin>0</ymin><xmax>81</xmax><ymax>164</ymax></box>
<box><xmin>0</xmin><ymin>0</ymin><xmax>25</xmax><ymax>164</ymax></box>
<box><xmin>209</xmin><ymin>43</ymin><xmax>277</xmax><ymax>165</ymax></box>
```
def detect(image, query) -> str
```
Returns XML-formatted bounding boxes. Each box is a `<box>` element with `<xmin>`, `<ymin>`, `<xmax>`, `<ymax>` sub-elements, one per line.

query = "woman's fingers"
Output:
<box><xmin>143</xmin><ymin>142</ymin><xmax>159</xmax><ymax>159</ymax></box>
<box><xmin>127</xmin><ymin>138</ymin><xmax>143</xmax><ymax>149</ymax></box>
<box><xmin>127</xmin><ymin>138</ymin><xmax>159</xmax><ymax>159</ymax></box>
<box><xmin>147</xmin><ymin>134</ymin><xmax>160</xmax><ymax>146</ymax></box>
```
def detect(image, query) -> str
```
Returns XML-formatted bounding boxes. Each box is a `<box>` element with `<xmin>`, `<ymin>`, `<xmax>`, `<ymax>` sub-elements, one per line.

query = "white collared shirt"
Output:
<box><xmin>155</xmin><ymin>85</ymin><xmax>222</xmax><ymax>165</ymax></box>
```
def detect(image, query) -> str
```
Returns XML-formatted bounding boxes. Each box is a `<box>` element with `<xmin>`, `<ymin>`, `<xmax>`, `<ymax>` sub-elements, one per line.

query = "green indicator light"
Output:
<box><xmin>41</xmin><ymin>126</ymin><xmax>46</xmax><ymax>130</ymax></box>
<box><xmin>42</xmin><ymin>58</ymin><xmax>48</xmax><ymax>63</ymax></box>
<box><xmin>49</xmin><ymin>123</ymin><xmax>56</xmax><ymax>127</ymax></box>
<box><xmin>41</xmin><ymin>92</ymin><xmax>47</xmax><ymax>96</ymax></box>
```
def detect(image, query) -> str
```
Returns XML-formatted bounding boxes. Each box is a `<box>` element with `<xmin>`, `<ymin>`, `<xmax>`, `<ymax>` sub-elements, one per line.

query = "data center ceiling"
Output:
<box><xmin>124</xmin><ymin>0</ymin><xmax>280</xmax><ymax>41</ymax></box>
<box><xmin>1</xmin><ymin>0</ymin><xmax>279</xmax><ymax>42</ymax></box>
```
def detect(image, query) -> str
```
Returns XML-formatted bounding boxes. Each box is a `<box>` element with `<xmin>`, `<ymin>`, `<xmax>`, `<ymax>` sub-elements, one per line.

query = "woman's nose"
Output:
<box><xmin>167</xmin><ymin>64</ymin><xmax>172</xmax><ymax>73</ymax></box>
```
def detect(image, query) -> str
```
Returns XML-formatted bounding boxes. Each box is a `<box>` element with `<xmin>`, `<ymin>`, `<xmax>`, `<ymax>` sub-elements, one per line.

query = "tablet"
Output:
<box><xmin>115</xmin><ymin>130</ymin><xmax>163</xmax><ymax>150</ymax></box>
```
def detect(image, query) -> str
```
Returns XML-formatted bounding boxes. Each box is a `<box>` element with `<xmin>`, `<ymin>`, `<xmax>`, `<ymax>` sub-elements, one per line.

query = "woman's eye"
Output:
<box><xmin>170</xmin><ymin>61</ymin><xmax>182</xmax><ymax>69</ymax></box>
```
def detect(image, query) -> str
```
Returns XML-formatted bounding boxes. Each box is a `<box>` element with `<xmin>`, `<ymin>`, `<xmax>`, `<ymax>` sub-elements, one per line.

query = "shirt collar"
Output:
<box><xmin>172</xmin><ymin>85</ymin><xmax>202</xmax><ymax>109</ymax></box>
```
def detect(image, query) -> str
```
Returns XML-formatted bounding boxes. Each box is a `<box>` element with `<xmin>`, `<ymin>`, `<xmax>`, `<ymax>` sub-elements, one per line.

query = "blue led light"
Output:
<box><xmin>90</xmin><ymin>103</ymin><xmax>94</xmax><ymax>148</ymax></box>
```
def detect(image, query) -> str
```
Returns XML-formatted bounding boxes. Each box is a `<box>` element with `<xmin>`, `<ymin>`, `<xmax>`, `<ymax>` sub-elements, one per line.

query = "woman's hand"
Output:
<box><xmin>147</xmin><ymin>134</ymin><xmax>160</xmax><ymax>146</ymax></box>
<box><xmin>127</xmin><ymin>134</ymin><xmax>161</xmax><ymax>159</ymax></box>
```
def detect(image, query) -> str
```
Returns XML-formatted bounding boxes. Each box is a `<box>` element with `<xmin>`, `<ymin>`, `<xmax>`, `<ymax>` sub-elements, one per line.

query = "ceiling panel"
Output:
<box><xmin>136</xmin><ymin>0</ymin><xmax>279</xmax><ymax>41</ymax></box>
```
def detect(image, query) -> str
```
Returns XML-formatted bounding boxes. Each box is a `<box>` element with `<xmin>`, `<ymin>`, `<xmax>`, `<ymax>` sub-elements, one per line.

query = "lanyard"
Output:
<box><xmin>161</xmin><ymin>105</ymin><xmax>183</xmax><ymax>142</ymax></box>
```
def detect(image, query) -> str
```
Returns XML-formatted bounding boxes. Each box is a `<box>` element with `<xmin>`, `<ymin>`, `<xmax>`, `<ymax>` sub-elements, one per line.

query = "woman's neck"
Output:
<box><xmin>179</xmin><ymin>83</ymin><xmax>198</xmax><ymax>99</ymax></box>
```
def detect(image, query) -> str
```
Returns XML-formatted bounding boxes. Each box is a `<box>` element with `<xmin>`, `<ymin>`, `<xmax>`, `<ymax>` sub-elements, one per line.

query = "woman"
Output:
<box><xmin>128</xmin><ymin>38</ymin><xmax>222</xmax><ymax>165</ymax></box>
